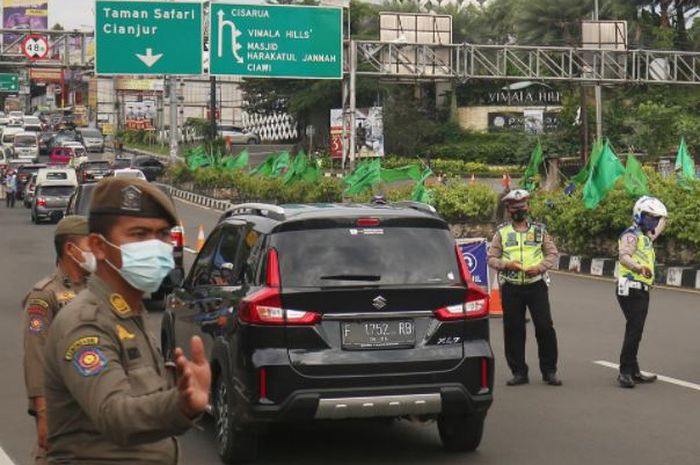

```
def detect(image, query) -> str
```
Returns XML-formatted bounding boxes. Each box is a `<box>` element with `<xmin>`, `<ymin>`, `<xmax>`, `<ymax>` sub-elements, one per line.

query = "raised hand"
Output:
<box><xmin>174</xmin><ymin>336</ymin><xmax>211</xmax><ymax>419</ymax></box>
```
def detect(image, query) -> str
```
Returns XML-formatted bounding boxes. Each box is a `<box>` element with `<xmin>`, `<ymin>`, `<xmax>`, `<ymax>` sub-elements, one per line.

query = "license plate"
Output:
<box><xmin>341</xmin><ymin>320</ymin><xmax>415</xmax><ymax>350</ymax></box>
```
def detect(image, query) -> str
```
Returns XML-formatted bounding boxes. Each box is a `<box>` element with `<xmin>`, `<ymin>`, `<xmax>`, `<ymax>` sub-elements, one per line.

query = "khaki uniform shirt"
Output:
<box><xmin>43</xmin><ymin>275</ymin><xmax>192</xmax><ymax>465</ymax></box>
<box><xmin>23</xmin><ymin>270</ymin><xmax>84</xmax><ymax>410</ymax></box>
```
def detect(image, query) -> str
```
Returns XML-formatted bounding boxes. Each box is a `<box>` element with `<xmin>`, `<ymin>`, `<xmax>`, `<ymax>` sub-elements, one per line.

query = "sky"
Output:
<box><xmin>49</xmin><ymin>0</ymin><xmax>94</xmax><ymax>30</ymax></box>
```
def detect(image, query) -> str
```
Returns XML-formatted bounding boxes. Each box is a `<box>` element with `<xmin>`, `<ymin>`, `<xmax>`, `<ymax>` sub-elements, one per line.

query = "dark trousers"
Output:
<box><xmin>501</xmin><ymin>280</ymin><xmax>559</xmax><ymax>377</ymax></box>
<box><xmin>5</xmin><ymin>191</ymin><xmax>14</xmax><ymax>208</ymax></box>
<box><xmin>617</xmin><ymin>289</ymin><xmax>649</xmax><ymax>375</ymax></box>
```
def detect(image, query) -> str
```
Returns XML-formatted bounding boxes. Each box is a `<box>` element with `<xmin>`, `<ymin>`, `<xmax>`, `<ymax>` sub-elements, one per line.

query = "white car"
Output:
<box><xmin>13</xmin><ymin>132</ymin><xmax>39</xmax><ymax>161</ymax></box>
<box><xmin>110</xmin><ymin>168</ymin><xmax>146</xmax><ymax>180</ymax></box>
<box><xmin>8</xmin><ymin>111</ymin><xmax>24</xmax><ymax>125</ymax></box>
<box><xmin>0</xmin><ymin>111</ymin><xmax>8</xmax><ymax>126</ymax></box>
<box><xmin>60</xmin><ymin>141</ymin><xmax>87</xmax><ymax>158</ymax></box>
<box><xmin>22</xmin><ymin>116</ymin><xmax>42</xmax><ymax>132</ymax></box>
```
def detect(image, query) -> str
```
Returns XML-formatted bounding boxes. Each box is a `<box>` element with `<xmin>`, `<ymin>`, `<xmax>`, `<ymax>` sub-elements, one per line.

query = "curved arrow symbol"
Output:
<box><xmin>136</xmin><ymin>48</ymin><xmax>163</xmax><ymax>67</ymax></box>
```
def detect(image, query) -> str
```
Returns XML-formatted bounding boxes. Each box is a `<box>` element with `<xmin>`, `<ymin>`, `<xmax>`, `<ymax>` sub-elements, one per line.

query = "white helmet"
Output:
<box><xmin>502</xmin><ymin>189</ymin><xmax>530</xmax><ymax>204</ymax></box>
<box><xmin>633</xmin><ymin>196</ymin><xmax>667</xmax><ymax>224</ymax></box>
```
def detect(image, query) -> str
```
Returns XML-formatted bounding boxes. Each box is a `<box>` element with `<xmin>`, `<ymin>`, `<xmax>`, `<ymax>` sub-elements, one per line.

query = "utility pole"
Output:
<box><xmin>169</xmin><ymin>75</ymin><xmax>178</xmax><ymax>163</ymax></box>
<box><xmin>209</xmin><ymin>76</ymin><xmax>217</xmax><ymax>141</ymax></box>
<box><xmin>594</xmin><ymin>0</ymin><xmax>603</xmax><ymax>142</ymax></box>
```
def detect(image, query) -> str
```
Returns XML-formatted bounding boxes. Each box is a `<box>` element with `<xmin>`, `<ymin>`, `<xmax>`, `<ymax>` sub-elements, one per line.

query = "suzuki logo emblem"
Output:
<box><xmin>372</xmin><ymin>295</ymin><xmax>387</xmax><ymax>310</ymax></box>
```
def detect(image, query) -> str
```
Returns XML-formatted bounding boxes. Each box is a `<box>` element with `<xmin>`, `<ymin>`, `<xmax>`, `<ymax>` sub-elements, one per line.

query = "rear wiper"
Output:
<box><xmin>320</xmin><ymin>274</ymin><xmax>381</xmax><ymax>281</ymax></box>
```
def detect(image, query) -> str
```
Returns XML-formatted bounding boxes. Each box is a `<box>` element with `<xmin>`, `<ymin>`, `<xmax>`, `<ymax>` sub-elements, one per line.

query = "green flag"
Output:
<box><xmin>283</xmin><ymin>152</ymin><xmax>308</xmax><ymax>184</ymax></box>
<box><xmin>623</xmin><ymin>153</ymin><xmax>649</xmax><ymax>197</ymax></box>
<box><xmin>343</xmin><ymin>160</ymin><xmax>372</xmax><ymax>187</ymax></box>
<box><xmin>675</xmin><ymin>137</ymin><xmax>696</xmax><ymax>180</ymax></box>
<box><xmin>380</xmin><ymin>164</ymin><xmax>423</xmax><ymax>183</ymax></box>
<box><xmin>271</xmin><ymin>151</ymin><xmax>290</xmax><ymax>177</ymax></box>
<box><xmin>582</xmin><ymin>140</ymin><xmax>625</xmax><ymax>209</ymax></box>
<box><xmin>301</xmin><ymin>158</ymin><xmax>321</xmax><ymax>183</ymax></box>
<box><xmin>411</xmin><ymin>168</ymin><xmax>434</xmax><ymax>204</ymax></box>
<box><xmin>222</xmin><ymin>149</ymin><xmax>249</xmax><ymax>171</ymax></box>
<box><xmin>186</xmin><ymin>145</ymin><xmax>210</xmax><ymax>171</ymax></box>
<box><xmin>344</xmin><ymin>159</ymin><xmax>381</xmax><ymax>196</ymax></box>
<box><xmin>520</xmin><ymin>141</ymin><xmax>544</xmax><ymax>191</ymax></box>
<box><xmin>570</xmin><ymin>139</ymin><xmax>604</xmax><ymax>186</ymax></box>
<box><xmin>250</xmin><ymin>154</ymin><xmax>276</xmax><ymax>176</ymax></box>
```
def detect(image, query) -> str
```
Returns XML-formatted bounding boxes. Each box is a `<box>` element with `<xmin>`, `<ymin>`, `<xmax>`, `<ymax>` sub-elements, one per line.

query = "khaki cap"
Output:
<box><xmin>89</xmin><ymin>177</ymin><xmax>177</xmax><ymax>226</ymax></box>
<box><xmin>55</xmin><ymin>215</ymin><xmax>89</xmax><ymax>237</ymax></box>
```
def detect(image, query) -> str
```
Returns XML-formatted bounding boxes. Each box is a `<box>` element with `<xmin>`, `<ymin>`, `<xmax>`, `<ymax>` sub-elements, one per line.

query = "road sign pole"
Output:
<box><xmin>594</xmin><ymin>0</ymin><xmax>603</xmax><ymax>142</ymax></box>
<box><xmin>169</xmin><ymin>75</ymin><xmax>178</xmax><ymax>163</ymax></box>
<box><xmin>349</xmin><ymin>40</ymin><xmax>357</xmax><ymax>169</ymax></box>
<box><xmin>209</xmin><ymin>76</ymin><xmax>217</xmax><ymax>143</ymax></box>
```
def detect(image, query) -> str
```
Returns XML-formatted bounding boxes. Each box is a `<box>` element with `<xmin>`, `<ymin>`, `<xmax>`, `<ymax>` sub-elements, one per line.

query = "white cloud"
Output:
<box><xmin>49</xmin><ymin>0</ymin><xmax>94</xmax><ymax>30</ymax></box>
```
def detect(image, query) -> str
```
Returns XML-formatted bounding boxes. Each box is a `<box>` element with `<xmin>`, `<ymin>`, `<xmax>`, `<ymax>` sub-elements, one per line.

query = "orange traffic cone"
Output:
<box><xmin>469</xmin><ymin>174</ymin><xmax>477</xmax><ymax>186</ymax></box>
<box><xmin>196</xmin><ymin>225</ymin><xmax>206</xmax><ymax>252</ymax></box>
<box><xmin>489</xmin><ymin>277</ymin><xmax>503</xmax><ymax>318</ymax></box>
<box><xmin>501</xmin><ymin>173</ymin><xmax>511</xmax><ymax>190</ymax></box>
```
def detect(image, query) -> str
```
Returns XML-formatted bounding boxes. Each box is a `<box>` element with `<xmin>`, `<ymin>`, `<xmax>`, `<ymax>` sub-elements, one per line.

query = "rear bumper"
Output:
<box><xmin>35</xmin><ymin>207</ymin><xmax>65</xmax><ymax>219</ymax></box>
<box><xmin>242</xmin><ymin>383</ymin><xmax>492</xmax><ymax>423</ymax></box>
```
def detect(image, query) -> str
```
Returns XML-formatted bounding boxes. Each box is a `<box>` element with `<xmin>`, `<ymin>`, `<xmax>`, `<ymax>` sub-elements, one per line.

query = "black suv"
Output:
<box><xmin>162</xmin><ymin>202</ymin><xmax>493</xmax><ymax>463</ymax></box>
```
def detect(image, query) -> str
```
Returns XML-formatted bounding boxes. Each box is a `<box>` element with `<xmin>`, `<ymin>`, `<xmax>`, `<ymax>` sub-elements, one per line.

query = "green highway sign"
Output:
<box><xmin>0</xmin><ymin>74</ymin><xmax>19</xmax><ymax>92</ymax></box>
<box><xmin>95</xmin><ymin>0</ymin><xmax>203</xmax><ymax>75</ymax></box>
<box><xmin>210</xmin><ymin>3</ymin><xmax>343</xmax><ymax>79</ymax></box>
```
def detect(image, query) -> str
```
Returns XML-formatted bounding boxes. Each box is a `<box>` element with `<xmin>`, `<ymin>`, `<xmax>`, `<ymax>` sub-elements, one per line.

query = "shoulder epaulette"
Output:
<box><xmin>33</xmin><ymin>276</ymin><xmax>53</xmax><ymax>291</ymax></box>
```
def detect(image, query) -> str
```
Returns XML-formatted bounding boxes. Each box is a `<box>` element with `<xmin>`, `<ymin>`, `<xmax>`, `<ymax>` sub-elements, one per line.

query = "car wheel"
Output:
<box><xmin>246</xmin><ymin>138</ymin><xmax>258</xmax><ymax>145</ymax></box>
<box><xmin>437</xmin><ymin>412</ymin><xmax>485</xmax><ymax>452</ymax></box>
<box><xmin>214</xmin><ymin>375</ymin><xmax>258</xmax><ymax>464</ymax></box>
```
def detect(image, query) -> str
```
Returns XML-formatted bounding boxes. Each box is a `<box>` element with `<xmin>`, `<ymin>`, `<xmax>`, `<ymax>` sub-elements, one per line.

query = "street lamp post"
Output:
<box><xmin>594</xmin><ymin>0</ymin><xmax>603</xmax><ymax>142</ymax></box>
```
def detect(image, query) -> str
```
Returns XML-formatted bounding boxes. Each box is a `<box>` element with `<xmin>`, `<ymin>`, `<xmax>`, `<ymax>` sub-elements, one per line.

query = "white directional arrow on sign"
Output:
<box><xmin>135</xmin><ymin>48</ymin><xmax>163</xmax><ymax>67</ymax></box>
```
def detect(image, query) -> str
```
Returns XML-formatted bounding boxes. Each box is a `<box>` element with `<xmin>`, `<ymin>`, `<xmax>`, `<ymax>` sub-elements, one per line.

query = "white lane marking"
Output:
<box><xmin>0</xmin><ymin>445</ymin><xmax>17</xmax><ymax>465</ymax></box>
<box><xmin>184</xmin><ymin>247</ymin><xmax>197</xmax><ymax>254</ymax></box>
<box><xmin>594</xmin><ymin>360</ymin><xmax>700</xmax><ymax>392</ymax></box>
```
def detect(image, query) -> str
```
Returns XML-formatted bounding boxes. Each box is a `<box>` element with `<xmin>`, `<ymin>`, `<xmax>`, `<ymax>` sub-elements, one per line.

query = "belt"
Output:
<box><xmin>501</xmin><ymin>275</ymin><xmax>544</xmax><ymax>285</ymax></box>
<box><xmin>628</xmin><ymin>281</ymin><xmax>651</xmax><ymax>292</ymax></box>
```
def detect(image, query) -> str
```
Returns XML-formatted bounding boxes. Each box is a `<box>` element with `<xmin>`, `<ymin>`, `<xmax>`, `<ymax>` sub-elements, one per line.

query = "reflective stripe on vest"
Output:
<box><xmin>618</xmin><ymin>228</ymin><xmax>655</xmax><ymax>286</ymax></box>
<box><xmin>499</xmin><ymin>222</ymin><xmax>545</xmax><ymax>285</ymax></box>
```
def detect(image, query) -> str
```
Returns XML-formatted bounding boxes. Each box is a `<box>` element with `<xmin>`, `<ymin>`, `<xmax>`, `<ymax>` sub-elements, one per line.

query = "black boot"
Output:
<box><xmin>543</xmin><ymin>372</ymin><xmax>562</xmax><ymax>386</ymax></box>
<box><xmin>506</xmin><ymin>374</ymin><xmax>529</xmax><ymax>386</ymax></box>
<box><xmin>633</xmin><ymin>372</ymin><xmax>657</xmax><ymax>384</ymax></box>
<box><xmin>618</xmin><ymin>373</ymin><xmax>635</xmax><ymax>388</ymax></box>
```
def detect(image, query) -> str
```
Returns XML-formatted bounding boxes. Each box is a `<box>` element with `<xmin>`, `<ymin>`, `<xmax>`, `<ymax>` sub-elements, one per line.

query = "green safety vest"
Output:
<box><xmin>498</xmin><ymin>222</ymin><xmax>546</xmax><ymax>285</ymax></box>
<box><xmin>618</xmin><ymin>227</ymin><xmax>655</xmax><ymax>286</ymax></box>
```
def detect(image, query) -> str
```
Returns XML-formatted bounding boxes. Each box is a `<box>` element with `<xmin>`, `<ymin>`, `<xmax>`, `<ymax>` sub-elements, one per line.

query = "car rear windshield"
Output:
<box><xmin>39</xmin><ymin>186</ymin><xmax>74</xmax><ymax>196</ymax></box>
<box><xmin>2</xmin><ymin>134</ymin><xmax>15</xmax><ymax>143</ymax></box>
<box><xmin>86</xmin><ymin>161</ymin><xmax>110</xmax><ymax>169</ymax></box>
<box><xmin>14</xmin><ymin>136</ymin><xmax>36</xmax><ymax>146</ymax></box>
<box><xmin>81</xmin><ymin>129</ymin><xmax>102</xmax><ymax>138</ymax></box>
<box><xmin>274</xmin><ymin>227</ymin><xmax>460</xmax><ymax>288</ymax></box>
<box><xmin>46</xmin><ymin>172</ymin><xmax>68</xmax><ymax>180</ymax></box>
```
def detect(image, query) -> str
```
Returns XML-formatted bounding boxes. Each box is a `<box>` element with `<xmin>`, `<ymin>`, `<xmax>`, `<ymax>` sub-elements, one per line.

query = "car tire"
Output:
<box><xmin>214</xmin><ymin>375</ymin><xmax>258</xmax><ymax>464</ymax></box>
<box><xmin>437</xmin><ymin>412</ymin><xmax>485</xmax><ymax>452</ymax></box>
<box><xmin>246</xmin><ymin>138</ymin><xmax>258</xmax><ymax>145</ymax></box>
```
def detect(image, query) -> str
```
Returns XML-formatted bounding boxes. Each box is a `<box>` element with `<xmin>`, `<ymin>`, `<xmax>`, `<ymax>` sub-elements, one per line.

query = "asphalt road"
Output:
<box><xmin>2</xmin><ymin>191</ymin><xmax>700</xmax><ymax>465</ymax></box>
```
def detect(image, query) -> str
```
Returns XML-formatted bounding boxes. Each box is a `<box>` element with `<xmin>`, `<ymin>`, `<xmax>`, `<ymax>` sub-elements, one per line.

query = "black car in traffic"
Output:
<box><xmin>161</xmin><ymin>202</ymin><xmax>494</xmax><ymax>463</ymax></box>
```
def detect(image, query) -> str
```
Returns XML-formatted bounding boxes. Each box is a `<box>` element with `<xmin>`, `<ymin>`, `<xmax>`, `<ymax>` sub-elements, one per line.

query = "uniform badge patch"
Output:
<box><xmin>28</xmin><ymin>315</ymin><xmax>45</xmax><ymax>333</ymax></box>
<box><xmin>121</xmin><ymin>185</ymin><xmax>142</xmax><ymax>211</ymax></box>
<box><xmin>64</xmin><ymin>336</ymin><xmax>100</xmax><ymax>361</ymax></box>
<box><xmin>27</xmin><ymin>305</ymin><xmax>47</xmax><ymax>316</ymax></box>
<box><xmin>626</xmin><ymin>235</ymin><xmax>637</xmax><ymax>244</ymax></box>
<box><xmin>73</xmin><ymin>347</ymin><xmax>108</xmax><ymax>377</ymax></box>
<box><xmin>27</xmin><ymin>298</ymin><xmax>49</xmax><ymax>309</ymax></box>
<box><xmin>57</xmin><ymin>290</ymin><xmax>76</xmax><ymax>302</ymax></box>
<box><xmin>110</xmin><ymin>294</ymin><xmax>131</xmax><ymax>315</ymax></box>
<box><xmin>116</xmin><ymin>324</ymin><xmax>135</xmax><ymax>341</ymax></box>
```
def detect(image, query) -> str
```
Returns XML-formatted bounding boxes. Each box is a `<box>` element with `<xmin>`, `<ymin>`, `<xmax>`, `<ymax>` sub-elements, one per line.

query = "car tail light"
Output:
<box><xmin>434</xmin><ymin>285</ymin><xmax>489</xmax><ymax>321</ymax></box>
<box><xmin>356</xmin><ymin>217</ymin><xmax>380</xmax><ymax>227</ymax></box>
<box><xmin>238</xmin><ymin>249</ymin><xmax>321</xmax><ymax>326</ymax></box>
<box><xmin>170</xmin><ymin>226</ymin><xmax>184</xmax><ymax>249</ymax></box>
<box><xmin>259</xmin><ymin>368</ymin><xmax>268</xmax><ymax>400</ymax></box>
<box><xmin>36</xmin><ymin>198</ymin><xmax>46</xmax><ymax>207</ymax></box>
<box><xmin>455</xmin><ymin>244</ymin><xmax>472</xmax><ymax>283</ymax></box>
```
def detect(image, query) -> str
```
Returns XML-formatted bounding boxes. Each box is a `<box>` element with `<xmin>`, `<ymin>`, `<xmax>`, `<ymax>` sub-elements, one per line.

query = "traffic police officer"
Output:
<box><xmin>616</xmin><ymin>196</ymin><xmax>667</xmax><ymax>388</ymax></box>
<box><xmin>487</xmin><ymin>189</ymin><xmax>561</xmax><ymax>386</ymax></box>
<box><xmin>23</xmin><ymin>215</ymin><xmax>93</xmax><ymax>465</ymax></box>
<box><xmin>43</xmin><ymin>177</ymin><xmax>210</xmax><ymax>464</ymax></box>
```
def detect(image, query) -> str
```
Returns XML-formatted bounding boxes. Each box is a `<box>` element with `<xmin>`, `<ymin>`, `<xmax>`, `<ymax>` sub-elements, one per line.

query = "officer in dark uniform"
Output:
<box><xmin>23</xmin><ymin>215</ymin><xmax>93</xmax><ymax>465</ymax></box>
<box><xmin>487</xmin><ymin>189</ymin><xmax>561</xmax><ymax>386</ymax></box>
<box><xmin>43</xmin><ymin>178</ymin><xmax>210</xmax><ymax>464</ymax></box>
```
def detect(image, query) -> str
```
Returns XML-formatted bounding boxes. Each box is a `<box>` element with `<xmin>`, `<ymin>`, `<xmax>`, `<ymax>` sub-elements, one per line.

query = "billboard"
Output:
<box><xmin>3</xmin><ymin>0</ymin><xmax>48</xmax><ymax>42</ymax></box>
<box><xmin>124</xmin><ymin>99</ymin><xmax>156</xmax><ymax>130</ymax></box>
<box><xmin>457</xmin><ymin>239</ymin><xmax>489</xmax><ymax>289</ymax></box>
<box><xmin>329</xmin><ymin>107</ymin><xmax>384</xmax><ymax>160</ymax></box>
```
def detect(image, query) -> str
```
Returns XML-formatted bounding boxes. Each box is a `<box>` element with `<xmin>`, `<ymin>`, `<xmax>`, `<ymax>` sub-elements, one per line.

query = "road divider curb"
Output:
<box><xmin>556</xmin><ymin>254</ymin><xmax>700</xmax><ymax>291</ymax></box>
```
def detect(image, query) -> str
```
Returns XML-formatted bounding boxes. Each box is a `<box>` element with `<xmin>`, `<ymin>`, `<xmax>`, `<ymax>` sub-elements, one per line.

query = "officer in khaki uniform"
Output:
<box><xmin>487</xmin><ymin>189</ymin><xmax>561</xmax><ymax>387</ymax></box>
<box><xmin>23</xmin><ymin>215</ymin><xmax>93</xmax><ymax>465</ymax></box>
<box><xmin>43</xmin><ymin>178</ymin><xmax>210</xmax><ymax>464</ymax></box>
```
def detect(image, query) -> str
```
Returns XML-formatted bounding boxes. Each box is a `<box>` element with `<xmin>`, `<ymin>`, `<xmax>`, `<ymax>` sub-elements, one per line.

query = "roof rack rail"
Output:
<box><xmin>392</xmin><ymin>201</ymin><xmax>438</xmax><ymax>216</ymax></box>
<box><xmin>221</xmin><ymin>203</ymin><xmax>286</xmax><ymax>221</ymax></box>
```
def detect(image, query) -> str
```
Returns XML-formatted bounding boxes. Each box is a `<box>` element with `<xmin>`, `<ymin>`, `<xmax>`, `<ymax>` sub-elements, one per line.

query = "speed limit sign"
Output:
<box><xmin>22</xmin><ymin>34</ymin><xmax>49</xmax><ymax>60</ymax></box>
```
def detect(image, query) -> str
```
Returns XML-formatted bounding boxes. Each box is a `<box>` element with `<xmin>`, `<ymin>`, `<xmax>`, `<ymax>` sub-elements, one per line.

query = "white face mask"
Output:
<box><xmin>100</xmin><ymin>235</ymin><xmax>174</xmax><ymax>293</ymax></box>
<box><xmin>68</xmin><ymin>243</ymin><xmax>97</xmax><ymax>274</ymax></box>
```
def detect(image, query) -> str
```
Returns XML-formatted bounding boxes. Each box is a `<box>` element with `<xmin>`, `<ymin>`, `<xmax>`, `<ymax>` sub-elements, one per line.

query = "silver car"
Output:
<box><xmin>78</xmin><ymin>128</ymin><xmax>105</xmax><ymax>152</ymax></box>
<box><xmin>31</xmin><ymin>182</ymin><xmax>75</xmax><ymax>224</ymax></box>
<box><xmin>217</xmin><ymin>125</ymin><xmax>260</xmax><ymax>145</ymax></box>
